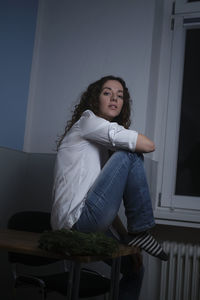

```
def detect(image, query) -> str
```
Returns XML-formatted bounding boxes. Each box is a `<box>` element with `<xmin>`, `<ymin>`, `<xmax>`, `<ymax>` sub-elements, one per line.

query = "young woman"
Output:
<box><xmin>51</xmin><ymin>75</ymin><xmax>168</xmax><ymax>299</ymax></box>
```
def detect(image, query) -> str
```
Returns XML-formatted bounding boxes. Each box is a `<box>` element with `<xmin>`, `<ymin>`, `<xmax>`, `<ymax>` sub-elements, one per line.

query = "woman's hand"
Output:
<box><xmin>135</xmin><ymin>134</ymin><xmax>155</xmax><ymax>153</ymax></box>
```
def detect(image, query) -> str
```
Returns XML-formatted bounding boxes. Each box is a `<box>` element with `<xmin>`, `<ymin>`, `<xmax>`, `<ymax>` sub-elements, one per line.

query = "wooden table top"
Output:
<box><xmin>0</xmin><ymin>229</ymin><xmax>138</xmax><ymax>263</ymax></box>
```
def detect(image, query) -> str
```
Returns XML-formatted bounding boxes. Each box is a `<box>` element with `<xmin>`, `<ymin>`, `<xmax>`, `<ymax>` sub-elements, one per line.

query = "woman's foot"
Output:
<box><xmin>126</xmin><ymin>232</ymin><xmax>168</xmax><ymax>261</ymax></box>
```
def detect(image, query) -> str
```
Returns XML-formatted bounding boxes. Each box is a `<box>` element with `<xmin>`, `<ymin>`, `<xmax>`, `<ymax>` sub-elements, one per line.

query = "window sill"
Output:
<box><xmin>154</xmin><ymin>207</ymin><xmax>200</xmax><ymax>228</ymax></box>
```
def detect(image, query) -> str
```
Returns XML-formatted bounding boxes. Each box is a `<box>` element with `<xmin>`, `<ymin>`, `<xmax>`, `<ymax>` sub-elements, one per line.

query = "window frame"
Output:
<box><xmin>161</xmin><ymin>13</ymin><xmax>200</xmax><ymax>211</ymax></box>
<box><xmin>176</xmin><ymin>0</ymin><xmax>200</xmax><ymax>13</ymax></box>
<box><xmin>153</xmin><ymin>0</ymin><xmax>200</xmax><ymax>226</ymax></box>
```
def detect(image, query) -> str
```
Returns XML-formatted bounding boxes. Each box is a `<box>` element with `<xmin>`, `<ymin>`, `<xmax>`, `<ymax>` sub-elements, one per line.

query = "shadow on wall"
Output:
<box><xmin>0</xmin><ymin>147</ymin><xmax>56</xmax><ymax>228</ymax></box>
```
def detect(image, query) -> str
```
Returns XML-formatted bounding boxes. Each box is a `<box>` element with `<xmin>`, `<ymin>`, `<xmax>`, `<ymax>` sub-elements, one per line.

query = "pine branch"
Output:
<box><xmin>38</xmin><ymin>229</ymin><xmax>119</xmax><ymax>256</ymax></box>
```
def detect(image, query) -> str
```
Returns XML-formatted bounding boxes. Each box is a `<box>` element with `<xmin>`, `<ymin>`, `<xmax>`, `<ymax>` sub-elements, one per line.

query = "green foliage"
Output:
<box><xmin>38</xmin><ymin>229</ymin><xmax>119</xmax><ymax>256</ymax></box>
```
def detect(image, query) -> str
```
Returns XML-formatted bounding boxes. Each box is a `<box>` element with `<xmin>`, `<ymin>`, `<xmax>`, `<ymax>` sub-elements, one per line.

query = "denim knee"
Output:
<box><xmin>113</xmin><ymin>151</ymin><xmax>143</xmax><ymax>164</ymax></box>
<box><xmin>127</xmin><ymin>151</ymin><xmax>144</xmax><ymax>161</ymax></box>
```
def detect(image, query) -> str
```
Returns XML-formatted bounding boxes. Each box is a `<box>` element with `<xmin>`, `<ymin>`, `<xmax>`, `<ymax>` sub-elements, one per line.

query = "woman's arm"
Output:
<box><xmin>80</xmin><ymin>111</ymin><xmax>155</xmax><ymax>153</ymax></box>
<box><xmin>80</xmin><ymin>111</ymin><xmax>138</xmax><ymax>151</ymax></box>
<box><xmin>135</xmin><ymin>134</ymin><xmax>155</xmax><ymax>153</ymax></box>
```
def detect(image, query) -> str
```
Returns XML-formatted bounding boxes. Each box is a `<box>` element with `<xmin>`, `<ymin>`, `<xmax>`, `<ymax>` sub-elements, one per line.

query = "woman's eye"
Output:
<box><xmin>103</xmin><ymin>91</ymin><xmax>110</xmax><ymax>96</ymax></box>
<box><xmin>118</xmin><ymin>95</ymin><xmax>123</xmax><ymax>99</ymax></box>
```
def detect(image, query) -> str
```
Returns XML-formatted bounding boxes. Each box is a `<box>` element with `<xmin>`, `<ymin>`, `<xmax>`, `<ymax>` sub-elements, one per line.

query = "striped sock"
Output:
<box><xmin>127</xmin><ymin>232</ymin><xmax>168</xmax><ymax>261</ymax></box>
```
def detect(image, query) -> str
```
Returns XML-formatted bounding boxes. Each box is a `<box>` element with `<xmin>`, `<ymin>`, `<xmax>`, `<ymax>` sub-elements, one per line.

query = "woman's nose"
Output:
<box><xmin>111</xmin><ymin>94</ymin><xmax>117</xmax><ymax>101</ymax></box>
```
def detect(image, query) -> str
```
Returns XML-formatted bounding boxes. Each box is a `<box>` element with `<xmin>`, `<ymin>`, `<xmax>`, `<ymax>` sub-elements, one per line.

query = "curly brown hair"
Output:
<box><xmin>57</xmin><ymin>75</ymin><xmax>132</xmax><ymax>149</ymax></box>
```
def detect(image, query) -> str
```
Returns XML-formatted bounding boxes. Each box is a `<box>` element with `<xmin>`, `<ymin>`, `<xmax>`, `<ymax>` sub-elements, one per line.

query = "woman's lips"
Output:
<box><xmin>108</xmin><ymin>105</ymin><xmax>117</xmax><ymax>109</ymax></box>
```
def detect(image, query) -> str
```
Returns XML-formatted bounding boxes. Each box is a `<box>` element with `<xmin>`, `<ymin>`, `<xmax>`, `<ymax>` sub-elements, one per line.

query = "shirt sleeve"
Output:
<box><xmin>78</xmin><ymin>110</ymin><xmax>138</xmax><ymax>151</ymax></box>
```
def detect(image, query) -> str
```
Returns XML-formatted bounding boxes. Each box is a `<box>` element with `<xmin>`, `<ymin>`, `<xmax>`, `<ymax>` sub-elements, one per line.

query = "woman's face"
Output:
<box><xmin>98</xmin><ymin>80</ymin><xmax>124</xmax><ymax>121</ymax></box>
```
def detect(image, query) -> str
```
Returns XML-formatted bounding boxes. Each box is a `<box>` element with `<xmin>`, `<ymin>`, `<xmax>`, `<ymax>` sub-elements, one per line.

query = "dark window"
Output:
<box><xmin>175</xmin><ymin>29</ymin><xmax>200</xmax><ymax>197</ymax></box>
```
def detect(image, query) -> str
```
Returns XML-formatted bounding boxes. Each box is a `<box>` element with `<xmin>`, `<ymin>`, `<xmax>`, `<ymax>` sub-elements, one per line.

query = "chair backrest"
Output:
<box><xmin>8</xmin><ymin>211</ymin><xmax>51</xmax><ymax>232</ymax></box>
<box><xmin>7</xmin><ymin>211</ymin><xmax>57</xmax><ymax>266</ymax></box>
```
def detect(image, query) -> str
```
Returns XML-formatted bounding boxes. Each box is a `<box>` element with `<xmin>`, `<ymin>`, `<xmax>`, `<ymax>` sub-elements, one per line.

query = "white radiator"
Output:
<box><xmin>160</xmin><ymin>241</ymin><xmax>200</xmax><ymax>300</ymax></box>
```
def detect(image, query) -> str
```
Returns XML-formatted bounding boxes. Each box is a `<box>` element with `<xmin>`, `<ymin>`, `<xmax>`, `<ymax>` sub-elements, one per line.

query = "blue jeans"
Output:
<box><xmin>73</xmin><ymin>151</ymin><xmax>155</xmax><ymax>299</ymax></box>
<box><xmin>73</xmin><ymin>150</ymin><xmax>155</xmax><ymax>233</ymax></box>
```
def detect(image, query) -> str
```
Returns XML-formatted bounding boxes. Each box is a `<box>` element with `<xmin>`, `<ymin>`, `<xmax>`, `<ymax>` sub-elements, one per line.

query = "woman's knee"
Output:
<box><xmin>112</xmin><ymin>151</ymin><xmax>143</xmax><ymax>163</ymax></box>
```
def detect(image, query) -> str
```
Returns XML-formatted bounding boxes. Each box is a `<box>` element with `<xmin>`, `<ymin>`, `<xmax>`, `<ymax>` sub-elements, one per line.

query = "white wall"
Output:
<box><xmin>24</xmin><ymin>0</ymin><xmax>156</xmax><ymax>153</ymax></box>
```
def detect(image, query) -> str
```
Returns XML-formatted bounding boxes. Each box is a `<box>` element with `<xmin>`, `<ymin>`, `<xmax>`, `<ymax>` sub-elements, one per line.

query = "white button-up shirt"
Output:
<box><xmin>51</xmin><ymin>110</ymin><xmax>138</xmax><ymax>230</ymax></box>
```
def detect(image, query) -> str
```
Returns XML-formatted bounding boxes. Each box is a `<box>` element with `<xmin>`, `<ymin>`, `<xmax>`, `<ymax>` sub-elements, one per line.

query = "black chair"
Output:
<box><xmin>7</xmin><ymin>211</ymin><xmax>110</xmax><ymax>299</ymax></box>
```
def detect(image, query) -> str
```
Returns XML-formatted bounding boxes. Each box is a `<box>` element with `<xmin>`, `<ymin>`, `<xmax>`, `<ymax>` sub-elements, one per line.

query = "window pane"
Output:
<box><xmin>175</xmin><ymin>29</ymin><xmax>200</xmax><ymax>197</ymax></box>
